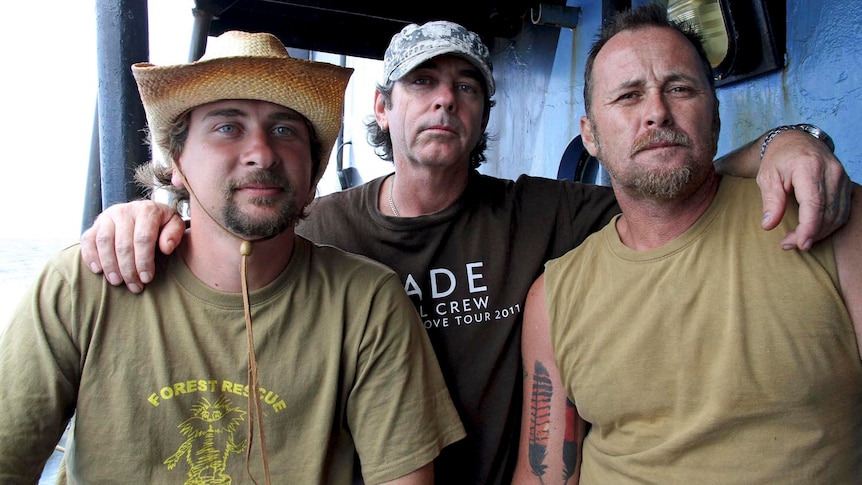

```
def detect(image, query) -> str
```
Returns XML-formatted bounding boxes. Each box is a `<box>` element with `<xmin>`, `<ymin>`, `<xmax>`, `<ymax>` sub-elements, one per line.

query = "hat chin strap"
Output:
<box><xmin>174</xmin><ymin>165</ymin><xmax>272</xmax><ymax>485</ymax></box>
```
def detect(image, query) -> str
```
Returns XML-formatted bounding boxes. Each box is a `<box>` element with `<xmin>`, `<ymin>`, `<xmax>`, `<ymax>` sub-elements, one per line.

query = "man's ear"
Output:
<box><xmin>373</xmin><ymin>90</ymin><xmax>389</xmax><ymax>131</ymax></box>
<box><xmin>171</xmin><ymin>161</ymin><xmax>185</xmax><ymax>188</ymax></box>
<box><xmin>580</xmin><ymin>116</ymin><xmax>599</xmax><ymax>157</ymax></box>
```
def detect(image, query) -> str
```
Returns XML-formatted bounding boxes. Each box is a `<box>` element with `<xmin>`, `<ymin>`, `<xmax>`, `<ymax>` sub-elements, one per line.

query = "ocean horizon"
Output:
<box><xmin>0</xmin><ymin>237</ymin><xmax>78</xmax><ymax>335</ymax></box>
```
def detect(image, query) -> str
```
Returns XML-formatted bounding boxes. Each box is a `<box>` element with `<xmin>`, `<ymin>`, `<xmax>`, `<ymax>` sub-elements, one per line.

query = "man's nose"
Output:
<box><xmin>242</xmin><ymin>129</ymin><xmax>277</xmax><ymax>168</ymax></box>
<box><xmin>433</xmin><ymin>84</ymin><xmax>457</xmax><ymax>112</ymax></box>
<box><xmin>644</xmin><ymin>93</ymin><xmax>673</xmax><ymax>128</ymax></box>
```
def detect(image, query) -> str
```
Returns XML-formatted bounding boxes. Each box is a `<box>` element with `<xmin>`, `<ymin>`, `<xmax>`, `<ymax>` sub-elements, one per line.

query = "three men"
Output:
<box><xmin>0</xmin><ymin>31</ymin><xmax>462</xmax><ymax>484</ymax></box>
<box><xmin>79</xmin><ymin>21</ymin><xmax>849</xmax><ymax>484</ymax></box>
<box><xmin>516</xmin><ymin>5</ymin><xmax>861</xmax><ymax>483</ymax></box>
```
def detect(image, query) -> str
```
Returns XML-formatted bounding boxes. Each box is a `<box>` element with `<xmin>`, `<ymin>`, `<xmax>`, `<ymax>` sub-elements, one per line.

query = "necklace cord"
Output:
<box><xmin>388</xmin><ymin>174</ymin><xmax>399</xmax><ymax>217</ymax></box>
<box><xmin>175</xmin><ymin>167</ymin><xmax>272</xmax><ymax>485</ymax></box>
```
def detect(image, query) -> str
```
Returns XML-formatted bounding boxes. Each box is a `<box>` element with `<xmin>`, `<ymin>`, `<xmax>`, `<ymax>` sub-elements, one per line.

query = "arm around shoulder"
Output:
<box><xmin>513</xmin><ymin>275</ymin><xmax>585</xmax><ymax>485</ymax></box>
<box><xmin>79</xmin><ymin>200</ymin><xmax>185</xmax><ymax>292</ymax></box>
<box><xmin>714</xmin><ymin>127</ymin><xmax>850</xmax><ymax>250</ymax></box>
<box><xmin>833</xmin><ymin>183</ymin><xmax>862</xmax><ymax>358</ymax></box>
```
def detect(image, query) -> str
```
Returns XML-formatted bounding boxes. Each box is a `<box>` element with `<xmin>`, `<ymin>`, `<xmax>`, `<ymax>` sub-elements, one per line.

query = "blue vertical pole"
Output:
<box><xmin>95</xmin><ymin>0</ymin><xmax>149</xmax><ymax>210</ymax></box>
<box><xmin>81</xmin><ymin>104</ymin><xmax>102</xmax><ymax>233</ymax></box>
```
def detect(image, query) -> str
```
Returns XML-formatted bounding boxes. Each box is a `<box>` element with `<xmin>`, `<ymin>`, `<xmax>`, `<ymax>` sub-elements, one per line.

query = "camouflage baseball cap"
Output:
<box><xmin>383</xmin><ymin>20</ymin><xmax>495</xmax><ymax>96</ymax></box>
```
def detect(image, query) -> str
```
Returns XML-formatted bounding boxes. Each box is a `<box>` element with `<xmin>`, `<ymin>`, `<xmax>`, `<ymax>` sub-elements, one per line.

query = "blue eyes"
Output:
<box><xmin>215</xmin><ymin>124</ymin><xmax>297</xmax><ymax>136</ymax></box>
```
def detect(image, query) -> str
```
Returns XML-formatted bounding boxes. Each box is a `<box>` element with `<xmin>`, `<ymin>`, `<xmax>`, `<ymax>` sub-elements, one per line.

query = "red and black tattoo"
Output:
<box><xmin>529</xmin><ymin>361</ymin><xmax>552</xmax><ymax>481</ymax></box>
<box><xmin>563</xmin><ymin>398</ymin><xmax>578</xmax><ymax>482</ymax></box>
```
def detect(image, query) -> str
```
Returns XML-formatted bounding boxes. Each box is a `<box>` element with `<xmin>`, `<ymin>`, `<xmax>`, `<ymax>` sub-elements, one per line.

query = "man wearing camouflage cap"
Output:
<box><xmin>80</xmin><ymin>20</ymin><xmax>850</xmax><ymax>485</ymax></box>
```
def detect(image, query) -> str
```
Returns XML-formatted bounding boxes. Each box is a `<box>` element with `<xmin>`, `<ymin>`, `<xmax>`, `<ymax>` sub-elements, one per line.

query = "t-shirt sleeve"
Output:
<box><xmin>517</xmin><ymin>176</ymin><xmax>620</xmax><ymax>261</ymax></box>
<box><xmin>347</xmin><ymin>273</ymin><xmax>465</xmax><ymax>484</ymax></box>
<box><xmin>563</xmin><ymin>182</ymin><xmax>620</xmax><ymax>248</ymax></box>
<box><xmin>0</xmin><ymin>249</ymin><xmax>82</xmax><ymax>482</ymax></box>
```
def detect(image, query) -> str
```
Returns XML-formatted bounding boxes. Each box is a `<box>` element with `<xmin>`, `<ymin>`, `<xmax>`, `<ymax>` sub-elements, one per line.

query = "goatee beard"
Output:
<box><xmin>628</xmin><ymin>166</ymin><xmax>694</xmax><ymax>200</ymax></box>
<box><xmin>222</xmin><ymin>171</ymin><xmax>303</xmax><ymax>239</ymax></box>
<box><xmin>594</xmin><ymin>126</ymin><xmax>707</xmax><ymax>200</ymax></box>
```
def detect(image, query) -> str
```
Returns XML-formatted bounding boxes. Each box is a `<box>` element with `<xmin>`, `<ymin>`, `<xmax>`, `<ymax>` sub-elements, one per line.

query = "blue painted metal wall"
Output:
<box><xmin>482</xmin><ymin>0</ymin><xmax>861</xmax><ymax>183</ymax></box>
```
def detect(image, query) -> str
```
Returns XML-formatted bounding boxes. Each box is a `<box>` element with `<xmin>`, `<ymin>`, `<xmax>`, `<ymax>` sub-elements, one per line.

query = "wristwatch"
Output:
<box><xmin>760</xmin><ymin>123</ymin><xmax>835</xmax><ymax>158</ymax></box>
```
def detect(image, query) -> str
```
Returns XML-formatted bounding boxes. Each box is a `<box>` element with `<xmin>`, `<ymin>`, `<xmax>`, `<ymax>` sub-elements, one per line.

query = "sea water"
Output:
<box><xmin>0</xmin><ymin>238</ymin><xmax>76</xmax><ymax>335</ymax></box>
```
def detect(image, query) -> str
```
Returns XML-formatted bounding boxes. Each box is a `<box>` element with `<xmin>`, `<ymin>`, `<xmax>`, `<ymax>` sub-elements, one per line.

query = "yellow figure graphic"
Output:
<box><xmin>165</xmin><ymin>395</ymin><xmax>247</xmax><ymax>484</ymax></box>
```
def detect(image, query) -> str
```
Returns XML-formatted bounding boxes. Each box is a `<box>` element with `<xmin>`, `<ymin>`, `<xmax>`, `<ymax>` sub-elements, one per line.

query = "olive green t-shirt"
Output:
<box><xmin>0</xmin><ymin>237</ymin><xmax>464</xmax><ymax>484</ymax></box>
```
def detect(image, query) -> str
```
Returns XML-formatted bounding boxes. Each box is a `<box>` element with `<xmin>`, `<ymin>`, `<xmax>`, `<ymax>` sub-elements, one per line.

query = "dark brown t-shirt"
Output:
<box><xmin>297</xmin><ymin>170</ymin><xmax>619</xmax><ymax>485</ymax></box>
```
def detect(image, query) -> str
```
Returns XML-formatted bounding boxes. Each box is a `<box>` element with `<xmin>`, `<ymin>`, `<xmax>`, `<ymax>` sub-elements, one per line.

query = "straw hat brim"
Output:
<box><xmin>133</xmin><ymin>55</ymin><xmax>353</xmax><ymax>186</ymax></box>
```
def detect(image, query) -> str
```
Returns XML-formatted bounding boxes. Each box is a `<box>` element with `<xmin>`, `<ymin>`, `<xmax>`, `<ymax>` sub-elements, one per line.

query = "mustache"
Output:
<box><xmin>420</xmin><ymin>116</ymin><xmax>463</xmax><ymax>132</ymax></box>
<box><xmin>227</xmin><ymin>170</ymin><xmax>289</xmax><ymax>192</ymax></box>
<box><xmin>630</xmin><ymin>128</ymin><xmax>692</xmax><ymax>156</ymax></box>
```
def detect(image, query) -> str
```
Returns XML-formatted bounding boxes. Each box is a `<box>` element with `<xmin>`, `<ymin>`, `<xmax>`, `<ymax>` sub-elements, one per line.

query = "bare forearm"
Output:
<box><xmin>515</xmin><ymin>276</ymin><xmax>583</xmax><ymax>484</ymax></box>
<box><xmin>514</xmin><ymin>361</ymin><xmax>583</xmax><ymax>484</ymax></box>
<box><xmin>713</xmin><ymin>135</ymin><xmax>763</xmax><ymax>178</ymax></box>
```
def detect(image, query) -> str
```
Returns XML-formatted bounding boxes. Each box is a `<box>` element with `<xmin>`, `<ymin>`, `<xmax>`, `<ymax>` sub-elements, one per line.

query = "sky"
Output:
<box><xmin>0</xmin><ymin>0</ymin><xmax>197</xmax><ymax>242</ymax></box>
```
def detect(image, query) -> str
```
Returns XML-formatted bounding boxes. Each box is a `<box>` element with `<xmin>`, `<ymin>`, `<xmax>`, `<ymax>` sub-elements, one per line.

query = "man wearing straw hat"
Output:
<box><xmin>0</xmin><ymin>31</ymin><xmax>463</xmax><ymax>484</ymax></box>
<box><xmin>78</xmin><ymin>20</ymin><xmax>851</xmax><ymax>485</ymax></box>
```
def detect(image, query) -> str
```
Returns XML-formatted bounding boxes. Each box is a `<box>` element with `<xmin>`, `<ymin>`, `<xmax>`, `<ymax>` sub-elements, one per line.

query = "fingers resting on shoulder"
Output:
<box><xmin>757</xmin><ymin>130</ymin><xmax>850</xmax><ymax>251</ymax></box>
<box><xmin>79</xmin><ymin>200</ymin><xmax>184</xmax><ymax>293</ymax></box>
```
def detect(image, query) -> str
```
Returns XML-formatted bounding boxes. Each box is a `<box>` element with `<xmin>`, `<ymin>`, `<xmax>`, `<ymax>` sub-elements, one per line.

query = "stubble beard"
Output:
<box><xmin>617</xmin><ymin>160</ymin><xmax>696</xmax><ymax>200</ymax></box>
<box><xmin>222</xmin><ymin>171</ymin><xmax>304</xmax><ymax>240</ymax></box>
<box><xmin>594</xmin><ymin>125</ymin><xmax>713</xmax><ymax>201</ymax></box>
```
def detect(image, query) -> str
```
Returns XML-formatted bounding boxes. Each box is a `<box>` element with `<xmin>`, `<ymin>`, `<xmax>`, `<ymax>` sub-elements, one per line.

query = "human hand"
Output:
<box><xmin>80</xmin><ymin>200</ymin><xmax>185</xmax><ymax>293</ymax></box>
<box><xmin>758</xmin><ymin>129</ymin><xmax>851</xmax><ymax>251</ymax></box>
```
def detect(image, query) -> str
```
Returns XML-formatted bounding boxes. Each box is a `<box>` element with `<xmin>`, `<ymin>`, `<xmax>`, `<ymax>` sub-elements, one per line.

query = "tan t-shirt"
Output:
<box><xmin>546</xmin><ymin>176</ymin><xmax>862</xmax><ymax>484</ymax></box>
<box><xmin>0</xmin><ymin>236</ymin><xmax>464</xmax><ymax>484</ymax></box>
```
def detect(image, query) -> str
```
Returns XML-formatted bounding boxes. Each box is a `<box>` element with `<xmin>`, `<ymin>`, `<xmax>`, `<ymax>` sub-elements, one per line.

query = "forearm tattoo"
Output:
<box><xmin>528</xmin><ymin>361</ymin><xmax>579</xmax><ymax>484</ymax></box>
<box><xmin>528</xmin><ymin>361</ymin><xmax>552</xmax><ymax>481</ymax></box>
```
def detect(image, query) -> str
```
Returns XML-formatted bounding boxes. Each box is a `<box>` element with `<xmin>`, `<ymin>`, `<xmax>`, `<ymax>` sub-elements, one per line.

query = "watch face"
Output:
<box><xmin>799</xmin><ymin>124</ymin><xmax>822</xmax><ymax>137</ymax></box>
<box><xmin>761</xmin><ymin>124</ymin><xmax>835</xmax><ymax>158</ymax></box>
<box><xmin>797</xmin><ymin>124</ymin><xmax>835</xmax><ymax>152</ymax></box>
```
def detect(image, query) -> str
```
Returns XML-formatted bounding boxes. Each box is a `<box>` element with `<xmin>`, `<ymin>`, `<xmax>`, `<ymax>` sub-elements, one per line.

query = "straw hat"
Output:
<box><xmin>132</xmin><ymin>31</ymin><xmax>354</xmax><ymax>187</ymax></box>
